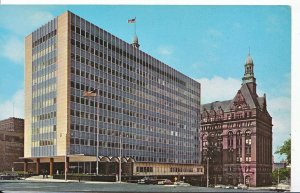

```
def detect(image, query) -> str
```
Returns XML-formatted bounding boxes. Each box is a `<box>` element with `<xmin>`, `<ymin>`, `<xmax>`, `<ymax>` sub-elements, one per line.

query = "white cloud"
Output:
<box><xmin>195</xmin><ymin>76</ymin><xmax>241</xmax><ymax>104</ymax></box>
<box><xmin>0</xmin><ymin>36</ymin><xmax>24</xmax><ymax>64</ymax></box>
<box><xmin>0</xmin><ymin>9</ymin><xmax>54</xmax><ymax>36</ymax></box>
<box><xmin>0</xmin><ymin>89</ymin><xmax>24</xmax><ymax>120</ymax></box>
<box><xmin>0</xmin><ymin>8</ymin><xmax>54</xmax><ymax>65</ymax></box>
<box><xmin>268</xmin><ymin>97</ymin><xmax>291</xmax><ymax>133</ymax></box>
<box><xmin>157</xmin><ymin>45</ymin><xmax>174</xmax><ymax>56</ymax></box>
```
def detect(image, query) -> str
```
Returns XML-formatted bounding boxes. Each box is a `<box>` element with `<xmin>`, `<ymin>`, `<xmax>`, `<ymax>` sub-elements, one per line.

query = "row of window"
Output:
<box><xmin>227</xmin><ymin>166</ymin><xmax>252</xmax><ymax>172</ymax></box>
<box><xmin>70</xmin><ymin>100</ymin><xmax>187</xmax><ymax>129</ymax></box>
<box><xmin>32</xmin><ymin>111</ymin><xmax>56</xmax><ymax>122</ymax></box>
<box><xmin>0</xmin><ymin>134</ymin><xmax>23</xmax><ymax>143</ymax></box>
<box><xmin>227</xmin><ymin>121</ymin><xmax>252</xmax><ymax>128</ymax></box>
<box><xmin>32</xmin><ymin>57</ymin><xmax>56</xmax><ymax>73</ymax></box>
<box><xmin>71</xmin><ymin>124</ymin><xmax>193</xmax><ymax>145</ymax></box>
<box><xmin>71</xmin><ymin>78</ymin><xmax>193</xmax><ymax>115</ymax></box>
<box><xmin>70</xmin><ymin>40</ymin><xmax>199</xmax><ymax>104</ymax></box>
<box><xmin>201</xmin><ymin>124</ymin><xmax>222</xmax><ymax>131</ymax></box>
<box><xmin>32</xmin><ymin>125</ymin><xmax>56</xmax><ymax>134</ymax></box>
<box><xmin>32</xmin><ymin>82</ymin><xmax>56</xmax><ymax>98</ymax></box>
<box><xmin>201</xmin><ymin>111</ymin><xmax>253</xmax><ymax>122</ymax></box>
<box><xmin>32</xmin><ymin>43</ymin><xmax>56</xmax><ymax>61</ymax></box>
<box><xmin>70</xmin><ymin>139</ymin><xmax>192</xmax><ymax>155</ymax></box>
<box><xmin>32</xmin><ymin>69</ymin><xmax>56</xmax><ymax>86</ymax></box>
<box><xmin>170</xmin><ymin>167</ymin><xmax>194</xmax><ymax>173</ymax></box>
<box><xmin>32</xmin><ymin>29</ymin><xmax>57</xmax><ymax>48</ymax></box>
<box><xmin>136</xmin><ymin>166</ymin><xmax>153</xmax><ymax>173</ymax></box>
<box><xmin>32</xmin><ymin>98</ymin><xmax>56</xmax><ymax>110</ymax></box>
<box><xmin>71</xmin><ymin>54</ymin><xmax>197</xmax><ymax>106</ymax></box>
<box><xmin>71</xmin><ymin>25</ymin><xmax>188</xmax><ymax>87</ymax></box>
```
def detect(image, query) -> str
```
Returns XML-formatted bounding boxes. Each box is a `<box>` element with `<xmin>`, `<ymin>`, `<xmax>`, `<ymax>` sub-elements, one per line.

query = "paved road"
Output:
<box><xmin>0</xmin><ymin>180</ymin><xmax>274</xmax><ymax>192</ymax></box>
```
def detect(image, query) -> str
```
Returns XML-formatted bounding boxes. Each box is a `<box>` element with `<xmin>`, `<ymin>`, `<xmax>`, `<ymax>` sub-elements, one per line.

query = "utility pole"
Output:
<box><xmin>277</xmin><ymin>169</ymin><xmax>280</xmax><ymax>186</ymax></box>
<box><xmin>64</xmin><ymin>132</ymin><xmax>67</xmax><ymax>181</ymax></box>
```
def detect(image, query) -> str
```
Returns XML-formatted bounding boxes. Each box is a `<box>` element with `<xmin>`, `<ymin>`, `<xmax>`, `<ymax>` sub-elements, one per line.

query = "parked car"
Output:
<box><xmin>225</xmin><ymin>185</ymin><xmax>234</xmax><ymax>189</ymax></box>
<box><xmin>157</xmin><ymin>179</ymin><xmax>173</xmax><ymax>185</ymax></box>
<box><xmin>174</xmin><ymin>181</ymin><xmax>191</xmax><ymax>186</ymax></box>
<box><xmin>138</xmin><ymin>177</ymin><xmax>157</xmax><ymax>184</ymax></box>
<box><xmin>237</xmin><ymin>183</ymin><xmax>248</xmax><ymax>190</ymax></box>
<box><xmin>214</xmin><ymin>184</ymin><xmax>223</xmax><ymax>188</ymax></box>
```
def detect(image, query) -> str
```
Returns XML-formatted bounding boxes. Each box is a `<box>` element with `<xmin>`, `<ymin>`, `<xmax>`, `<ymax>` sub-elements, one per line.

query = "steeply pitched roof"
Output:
<box><xmin>202</xmin><ymin>100</ymin><xmax>231</xmax><ymax>112</ymax></box>
<box><xmin>201</xmin><ymin>83</ymin><xmax>268</xmax><ymax>113</ymax></box>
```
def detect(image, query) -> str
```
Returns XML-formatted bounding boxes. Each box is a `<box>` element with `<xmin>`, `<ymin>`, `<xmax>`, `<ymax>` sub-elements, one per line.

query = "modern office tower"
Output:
<box><xmin>0</xmin><ymin>117</ymin><xmax>24</xmax><ymax>172</ymax></box>
<box><xmin>200</xmin><ymin>54</ymin><xmax>273</xmax><ymax>186</ymax></box>
<box><xmin>24</xmin><ymin>11</ymin><xmax>203</xmax><ymax>178</ymax></box>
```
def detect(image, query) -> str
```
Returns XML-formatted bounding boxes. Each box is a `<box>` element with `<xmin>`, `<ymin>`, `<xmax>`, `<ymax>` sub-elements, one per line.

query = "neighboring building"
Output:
<box><xmin>273</xmin><ymin>162</ymin><xmax>287</xmax><ymax>171</ymax></box>
<box><xmin>0</xmin><ymin>117</ymin><xmax>24</xmax><ymax>172</ymax></box>
<box><xmin>24</xmin><ymin>11</ymin><xmax>203</xmax><ymax>178</ymax></box>
<box><xmin>272</xmin><ymin>157</ymin><xmax>288</xmax><ymax>171</ymax></box>
<box><xmin>200</xmin><ymin>54</ymin><xmax>273</xmax><ymax>187</ymax></box>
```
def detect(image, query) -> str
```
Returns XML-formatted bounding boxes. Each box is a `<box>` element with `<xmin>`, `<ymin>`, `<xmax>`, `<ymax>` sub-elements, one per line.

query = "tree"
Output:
<box><xmin>206</xmin><ymin>133</ymin><xmax>222</xmax><ymax>186</ymax></box>
<box><xmin>275</xmin><ymin>137</ymin><xmax>291</xmax><ymax>164</ymax></box>
<box><xmin>272</xmin><ymin>168</ymin><xmax>290</xmax><ymax>184</ymax></box>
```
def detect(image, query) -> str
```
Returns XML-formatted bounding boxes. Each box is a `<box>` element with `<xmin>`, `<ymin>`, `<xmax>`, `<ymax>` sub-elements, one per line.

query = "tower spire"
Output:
<box><xmin>242</xmin><ymin>51</ymin><xmax>257</xmax><ymax>94</ymax></box>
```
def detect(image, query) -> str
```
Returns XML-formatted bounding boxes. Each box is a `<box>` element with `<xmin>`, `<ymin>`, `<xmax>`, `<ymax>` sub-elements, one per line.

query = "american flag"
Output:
<box><xmin>83</xmin><ymin>89</ymin><xmax>97</xmax><ymax>97</ymax></box>
<box><xmin>128</xmin><ymin>17</ymin><xmax>136</xmax><ymax>23</ymax></box>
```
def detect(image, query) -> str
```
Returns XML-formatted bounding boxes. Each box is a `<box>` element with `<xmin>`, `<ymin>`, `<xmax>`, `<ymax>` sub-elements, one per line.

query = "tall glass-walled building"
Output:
<box><xmin>24</xmin><ymin>11</ymin><xmax>203</xmax><ymax>177</ymax></box>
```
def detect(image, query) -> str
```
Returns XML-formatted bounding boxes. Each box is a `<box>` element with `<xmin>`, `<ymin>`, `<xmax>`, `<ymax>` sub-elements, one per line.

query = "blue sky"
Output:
<box><xmin>0</xmin><ymin>5</ymin><xmax>291</xmax><ymax>162</ymax></box>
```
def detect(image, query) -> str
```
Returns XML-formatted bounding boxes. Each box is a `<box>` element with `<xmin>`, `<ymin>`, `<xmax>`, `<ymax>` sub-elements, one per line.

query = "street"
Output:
<box><xmin>0</xmin><ymin>180</ymin><xmax>275</xmax><ymax>192</ymax></box>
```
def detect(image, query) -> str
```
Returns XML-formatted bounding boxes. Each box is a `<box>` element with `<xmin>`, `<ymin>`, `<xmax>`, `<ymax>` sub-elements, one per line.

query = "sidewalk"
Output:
<box><xmin>24</xmin><ymin>175</ymin><xmax>125</xmax><ymax>184</ymax></box>
<box><xmin>248</xmin><ymin>184</ymin><xmax>290</xmax><ymax>191</ymax></box>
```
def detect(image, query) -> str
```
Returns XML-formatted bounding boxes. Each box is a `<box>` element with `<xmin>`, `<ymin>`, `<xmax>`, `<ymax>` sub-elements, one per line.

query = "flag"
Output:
<box><xmin>83</xmin><ymin>89</ymin><xmax>97</xmax><ymax>97</ymax></box>
<box><xmin>128</xmin><ymin>17</ymin><xmax>136</xmax><ymax>23</ymax></box>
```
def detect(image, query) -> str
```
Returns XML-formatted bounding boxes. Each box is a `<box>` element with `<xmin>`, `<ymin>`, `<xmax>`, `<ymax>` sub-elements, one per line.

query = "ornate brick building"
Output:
<box><xmin>200</xmin><ymin>54</ymin><xmax>273</xmax><ymax>187</ymax></box>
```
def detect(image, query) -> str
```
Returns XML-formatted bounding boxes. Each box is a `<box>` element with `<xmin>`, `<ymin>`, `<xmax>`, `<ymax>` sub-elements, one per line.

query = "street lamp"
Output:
<box><xmin>65</xmin><ymin>144</ymin><xmax>67</xmax><ymax>181</ymax></box>
<box><xmin>83</xmin><ymin>89</ymin><xmax>99</xmax><ymax>175</ymax></box>
<box><xmin>206</xmin><ymin>157</ymin><xmax>209</xmax><ymax>188</ymax></box>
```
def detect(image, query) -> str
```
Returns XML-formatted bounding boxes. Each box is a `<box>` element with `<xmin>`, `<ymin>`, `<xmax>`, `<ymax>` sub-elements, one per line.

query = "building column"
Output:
<box><xmin>50</xmin><ymin>158</ymin><xmax>54</xmax><ymax>176</ymax></box>
<box><xmin>24</xmin><ymin>159</ymin><xmax>28</xmax><ymax>173</ymax></box>
<box><xmin>251</xmin><ymin>135</ymin><xmax>257</xmax><ymax>162</ymax></box>
<box><xmin>36</xmin><ymin>158</ymin><xmax>40</xmax><ymax>175</ymax></box>
<box><xmin>65</xmin><ymin>157</ymin><xmax>69</xmax><ymax>174</ymax></box>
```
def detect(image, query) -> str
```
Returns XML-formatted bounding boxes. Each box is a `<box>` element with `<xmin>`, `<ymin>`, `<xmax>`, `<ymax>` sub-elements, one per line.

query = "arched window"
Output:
<box><xmin>236</xmin><ymin>130</ymin><xmax>242</xmax><ymax>146</ymax></box>
<box><xmin>217</xmin><ymin>106</ymin><xmax>224</xmax><ymax>120</ymax></box>
<box><xmin>245</xmin><ymin>130</ymin><xmax>251</xmax><ymax>145</ymax></box>
<box><xmin>228</xmin><ymin>131</ymin><xmax>233</xmax><ymax>147</ymax></box>
<box><xmin>202</xmin><ymin>108</ymin><xmax>209</xmax><ymax>122</ymax></box>
<box><xmin>227</xmin><ymin>131</ymin><xmax>234</xmax><ymax>163</ymax></box>
<box><xmin>202</xmin><ymin>134</ymin><xmax>208</xmax><ymax>148</ymax></box>
<box><xmin>210</xmin><ymin>109</ymin><xmax>216</xmax><ymax>122</ymax></box>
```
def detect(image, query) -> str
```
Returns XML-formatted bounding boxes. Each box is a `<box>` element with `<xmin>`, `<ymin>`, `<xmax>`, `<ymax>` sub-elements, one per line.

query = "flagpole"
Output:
<box><xmin>134</xmin><ymin>17</ymin><xmax>136</xmax><ymax>36</ymax></box>
<box><xmin>96</xmin><ymin>93</ymin><xmax>99</xmax><ymax>175</ymax></box>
